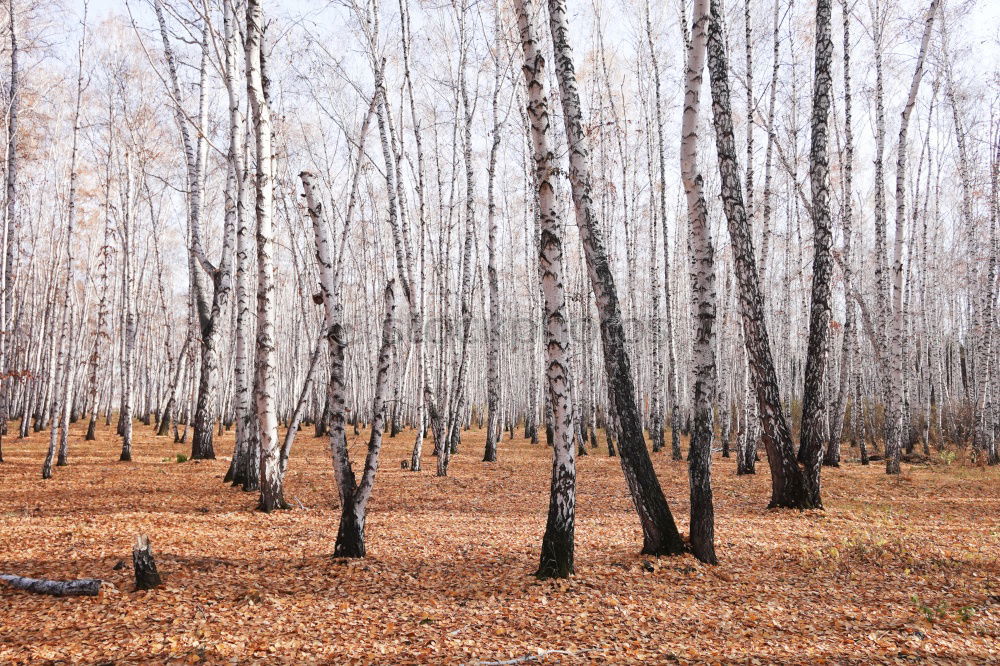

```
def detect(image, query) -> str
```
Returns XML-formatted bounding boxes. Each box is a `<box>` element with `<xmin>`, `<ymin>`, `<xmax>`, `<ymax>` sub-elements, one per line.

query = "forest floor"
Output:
<box><xmin>1</xmin><ymin>422</ymin><xmax>998</xmax><ymax>664</ymax></box>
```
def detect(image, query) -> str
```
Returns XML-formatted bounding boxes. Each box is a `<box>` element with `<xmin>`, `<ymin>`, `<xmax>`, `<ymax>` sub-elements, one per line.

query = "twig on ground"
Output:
<box><xmin>471</xmin><ymin>647</ymin><xmax>603</xmax><ymax>665</ymax></box>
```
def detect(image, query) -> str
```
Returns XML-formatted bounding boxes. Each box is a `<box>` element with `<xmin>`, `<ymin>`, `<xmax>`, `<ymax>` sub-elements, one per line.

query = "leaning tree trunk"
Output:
<box><xmin>516</xmin><ymin>0</ymin><xmax>576</xmax><ymax>578</ymax></box>
<box><xmin>157</xmin><ymin>336</ymin><xmax>189</xmax><ymax>440</ymax></box>
<box><xmin>278</xmin><ymin>333</ymin><xmax>324</xmax><ymax>478</ymax></box>
<box><xmin>301</xmin><ymin>170</ymin><xmax>353</xmax><ymax>551</ymax></box>
<box><xmin>545</xmin><ymin>0</ymin><xmax>685</xmax><ymax>556</ymax></box>
<box><xmin>705</xmin><ymin>0</ymin><xmax>812</xmax><ymax>509</ymax></box>
<box><xmin>153</xmin><ymin>1</ymin><xmax>219</xmax><ymax>462</ymax></box>
<box><xmin>886</xmin><ymin>0</ymin><xmax>938</xmax><ymax>475</ymax></box>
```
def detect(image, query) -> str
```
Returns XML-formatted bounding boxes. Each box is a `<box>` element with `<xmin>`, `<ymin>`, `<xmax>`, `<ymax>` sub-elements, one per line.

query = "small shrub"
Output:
<box><xmin>176</xmin><ymin>453</ymin><xmax>188</xmax><ymax>463</ymax></box>
<box><xmin>958</xmin><ymin>606</ymin><xmax>976</xmax><ymax>622</ymax></box>
<box><xmin>912</xmin><ymin>595</ymin><xmax>948</xmax><ymax>623</ymax></box>
<box><xmin>844</xmin><ymin>533</ymin><xmax>909</xmax><ymax>563</ymax></box>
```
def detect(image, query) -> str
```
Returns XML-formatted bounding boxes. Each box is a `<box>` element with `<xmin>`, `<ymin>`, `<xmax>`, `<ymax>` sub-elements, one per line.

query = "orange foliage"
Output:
<box><xmin>0</xmin><ymin>422</ymin><xmax>998</xmax><ymax>663</ymax></box>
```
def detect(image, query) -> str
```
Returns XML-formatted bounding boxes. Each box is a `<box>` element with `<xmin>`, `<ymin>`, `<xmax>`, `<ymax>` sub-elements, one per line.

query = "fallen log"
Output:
<box><xmin>0</xmin><ymin>574</ymin><xmax>102</xmax><ymax>597</ymax></box>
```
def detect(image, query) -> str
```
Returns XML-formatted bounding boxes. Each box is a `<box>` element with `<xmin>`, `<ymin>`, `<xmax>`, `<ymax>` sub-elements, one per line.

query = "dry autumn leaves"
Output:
<box><xmin>3</xmin><ymin>0</ymin><xmax>1000</xmax><ymax>661</ymax></box>
<box><xmin>1</xmin><ymin>423</ymin><xmax>998</xmax><ymax>664</ymax></box>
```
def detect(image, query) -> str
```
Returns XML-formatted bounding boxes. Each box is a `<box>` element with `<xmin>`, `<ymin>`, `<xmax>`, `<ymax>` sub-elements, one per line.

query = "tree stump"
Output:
<box><xmin>132</xmin><ymin>534</ymin><xmax>162</xmax><ymax>591</ymax></box>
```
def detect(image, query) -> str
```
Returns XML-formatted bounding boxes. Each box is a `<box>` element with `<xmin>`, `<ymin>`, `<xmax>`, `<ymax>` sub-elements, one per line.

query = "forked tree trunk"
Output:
<box><xmin>545</xmin><ymin>0</ymin><xmax>685</xmax><ymax>555</ymax></box>
<box><xmin>301</xmin><ymin>167</ymin><xmax>398</xmax><ymax>557</ymax></box>
<box><xmin>516</xmin><ymin>0</ymin><xmax>576</xmax><ymax>578</ymax></box>
<box><xmin>796</xmin><ymin>0</ymin><xmax>836</xmax><ymax>507</ymax></box>
<box><xmin>705</xmin><ymin>0</ymin><xmax>812</xmax><ymax>509</ymax></box>
<box><xmin>886</xmin><ymin>0</ymin><xmax>938</xmax><ymax>475</ymax></box>
<box><xmin>334</xmin><ymin>281</ymin><xmax>397</xmax><ymax>558</ymax></box>
<box><xmin>153</xmin><ymin>1</ymin><xmax>221</xmax><ymax>462</ymax></box>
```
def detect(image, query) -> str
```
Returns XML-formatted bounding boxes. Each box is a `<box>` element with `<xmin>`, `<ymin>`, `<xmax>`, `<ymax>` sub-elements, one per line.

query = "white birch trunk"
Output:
<box><xmin>546</xmin><ymin>0</ymin><xmax>685</xmax><ymax>555</ymax></box>
<box><xmin>681</xmin><ymin>0</ymin><xmax>718</xmax><ymax>564</ymax></box>
<box><xmin>886</xmin><ymin>0</ymin><xmax>938</xmax><ymax>474</ymax></box>
<box><xmin>246</xmin><ymin>0</ymin><xmax>285</xmax><ymax>511</ymax></box>
<box><xmin>516</xmin><ymin>0</ymin><xmax>576</xmax><ymax>577</ymax></box>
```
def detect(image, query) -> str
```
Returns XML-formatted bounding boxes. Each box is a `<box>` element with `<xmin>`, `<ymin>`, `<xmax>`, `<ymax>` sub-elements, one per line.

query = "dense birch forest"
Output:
<box><xmin>1</xmin><ymin>0</ymin><xmax>998</xmax><ymax>660</ymax></box>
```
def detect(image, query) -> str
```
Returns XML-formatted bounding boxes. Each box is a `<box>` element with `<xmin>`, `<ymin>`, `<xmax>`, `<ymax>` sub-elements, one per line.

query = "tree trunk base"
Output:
<box><xmin>257</xmin><ymin>493</ymin><xmax>290</xmax><ymax>512</ymax></box>
<box><xmin>334</xmin><ymin>508</ymin><xmax>366</xmax><ymax>558</ymax></box>
<box><xmin>536</xmin><ymin>531</ymin><xmax>574</xmax><ymax>580</ymax></box>
<box><xmin>767</xmin><ymin>495</ymin><xmax>822</xmax><ymax>511</ymax></box>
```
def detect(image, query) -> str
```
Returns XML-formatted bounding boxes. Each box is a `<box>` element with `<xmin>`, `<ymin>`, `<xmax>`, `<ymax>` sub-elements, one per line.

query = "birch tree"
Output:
<box><xmin>680</xmin><ymin>0</ymin><xmax>718</xmax><ymax>563</ymax></box>
<box><xmin>705</xmin><ymin>0</ymin><xmax>812</xmax><ymax>509</ymax></box>
<box><xmin>0</xmin><ymin>0</ymin><xmax>20</xmax><ymax>462</ymax></box>
<box><xmin>795</xmin><ymin>0</ymin><xmax>835</xmax><ymax>506</ymax></box>
<box><xmin>515</xmin><ymin>0</ymin><xmax>576</xmax><ymax>578</ymax></box>
<box><xmin>885</xmin><ymin>0</ymin><xmax>938</xmax><ymax>475</ymax></box>
<box><xmin>545</xmin><ymin>0</ymin><xmax>685</xmax><ymax>555</ymax></box>
<box><xmin>245</xmin><ymin>0</ymin><xmax>284</xmax><ymax>511</ymax></box>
